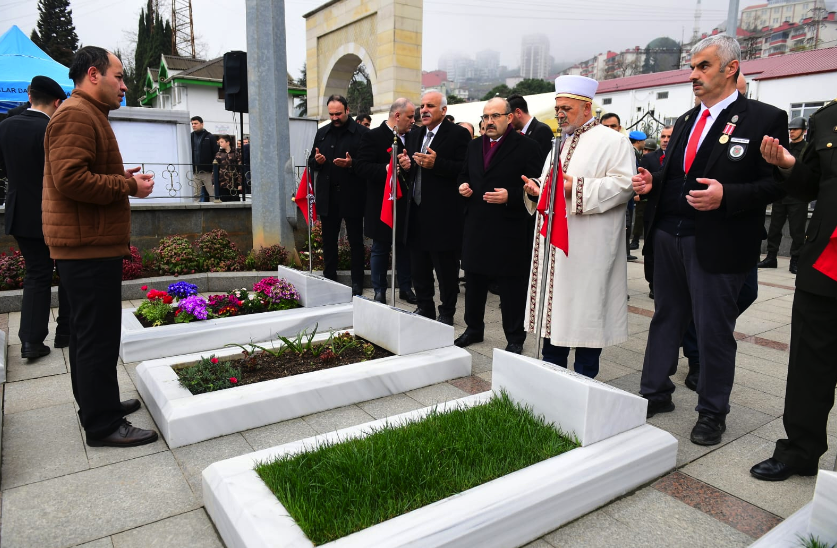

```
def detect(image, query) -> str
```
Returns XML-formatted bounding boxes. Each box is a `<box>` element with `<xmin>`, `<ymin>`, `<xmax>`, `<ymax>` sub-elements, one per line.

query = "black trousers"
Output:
<box><xmin>410</xmin><ymin>247</ymin><xmax>460</xmax><ymax>318</ymax></box>
<box><xmin>631</xmin><ymin>200</ymin><xmax>647</xmax><ymax>242</ymax></box>
<box><xmin>766</xmin><ymin>200</ymin><xmax>808</xmax><ymax>259</ymax></box>
<box><xmin>773</xmin><ymin>289</ymin><xmax>837</xmax><ymax>468</ymax></box>
<box><xmin>320</xmin><ymin>194</ymin><xmax>364</xmax><ymax>287</ymax></box>
<box><xmin>14</xmin><ymin>236</ymin><xmax>69</xmax><ymax>344</ymax></box>
<box><xmin>57</xmin><ymin>258</ymin><xmax>125</xmax><ymax>439</ymax></box>
<box><xmin>463</xmin><ymin>271</ymin><xmax>528</xmax><ymax>344</ymax></box>
<box><xmin>640</xmin><ymin>231</ymin><xmax>746</xmax><ymax>418</ymax></box>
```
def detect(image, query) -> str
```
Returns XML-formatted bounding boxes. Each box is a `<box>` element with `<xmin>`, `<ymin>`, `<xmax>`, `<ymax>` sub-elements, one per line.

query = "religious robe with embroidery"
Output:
<box><xmin>524</xmin><ymin>122</ymin><xmax>636</xmax><ymax>348</ymax></box>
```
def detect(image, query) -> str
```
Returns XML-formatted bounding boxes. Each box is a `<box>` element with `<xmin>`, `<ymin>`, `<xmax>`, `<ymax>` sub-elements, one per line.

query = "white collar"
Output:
<box><xmin>520</xmin><ymin>117</ymin><xmax>533</xmax><ymax>134</ymax></box>
<box><xmin>425</xmin><ymin>121</ymin><xmax>442</xmax><ymax>135</ymax></box>
<box><xmin>699</xmin><ymin>90</ymin><xmax>739</xmax><ymax>121</ymax></box>
<box><xmin>27</xmin><ymin>107</ymin><xmax>50</xmax><ymax>120</ymax></box>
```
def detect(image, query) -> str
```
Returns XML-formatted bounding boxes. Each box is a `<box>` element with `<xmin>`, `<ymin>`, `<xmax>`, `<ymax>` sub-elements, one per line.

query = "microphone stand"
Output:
<box><xmin>534</xmin><ymin>126</ymin><xmax>569</xmax><ymax>360</ymax></box>
<box><xmin>390</xmin><ymin>127</ymin><xmax>398</xmax><ymax>306</ymax></box>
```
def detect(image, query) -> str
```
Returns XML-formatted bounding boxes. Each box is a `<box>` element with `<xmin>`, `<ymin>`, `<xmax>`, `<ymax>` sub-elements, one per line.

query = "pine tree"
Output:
<box><xmin>130</xmin><ymin>1</ymin><xmax>175</xmax><ymax>106</ymax></box>
<box><xmin>31</xmin><ymin>0</ymin><xmax>79</xmax><ymax>66</ymax></box>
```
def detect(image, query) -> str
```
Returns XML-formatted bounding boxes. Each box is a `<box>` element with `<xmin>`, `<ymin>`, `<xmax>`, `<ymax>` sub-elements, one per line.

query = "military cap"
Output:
<box><xmin>788</xmin><ymin>117</ymin><xmax>807</xmax><ymax>130</ymax></box>
<box><xmin>29</xmin><ymin>76</ymin><xmax>66</xmax><ymax>101</ymax></box>
<box><xmin>628</xmin><ymin>130</ymin><xmax>647</xmax><ymax>141</ymax></box>
<box><xmin>643</xmin><ymin>139</ymin><xmax>657</xmax><ymax>150</ymax></box>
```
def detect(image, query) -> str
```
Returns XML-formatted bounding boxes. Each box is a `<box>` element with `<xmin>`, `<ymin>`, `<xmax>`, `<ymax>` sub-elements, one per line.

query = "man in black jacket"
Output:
<box><xmin>455</xmin><ymin>98</ymin><xmax>542</xmax><ymax>353</ymax></box>
<box><xmin>190</xmin><ymin>116</ymin><xmax>219</xmax><ymax>202</ymax></box>
<box><xmin>508</xmin><ymin>94</ymin><xmax>554</xmax><ymax>164</ymax></box>
<box><xmin>0</xmin><ymin>76</ymin><xmax>70</xmax><ymax>358</ymax></box>
<box><xmin>353</xmin><ymin>98</ymin><xmax>417</xmax><ymax>304</ymax></box>
<box><xmin>633</xmin><ymin>35</ymin><xmax>786</xmax><ymax>446</ymax></box>
<box><xmin>308</xmin><ymin>95</ymin><xmax>370</xmax><ymax>294</ymax></box>
<box><xmin>751</xmin><ymin>99</ymin><xmax>837</xmax><ymax>481</ymax></box>
<box><xmin>398</xmin><ymin>90</ymin><xmax>471</xmax><ymax>324</ymax></box>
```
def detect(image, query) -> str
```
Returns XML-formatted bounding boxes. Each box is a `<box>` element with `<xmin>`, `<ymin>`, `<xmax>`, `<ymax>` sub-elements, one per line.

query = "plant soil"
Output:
<box><xmin>135</xmin><ymin>309</ymin><xmax>178</xmax><ymax>328</ymax></box>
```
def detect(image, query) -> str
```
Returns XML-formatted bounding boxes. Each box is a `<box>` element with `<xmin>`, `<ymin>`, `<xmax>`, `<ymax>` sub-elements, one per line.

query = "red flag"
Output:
<box><xmin>536</xmin><ymin>163</ymin><xmax>569</xmax><ymax>256</ymax></box>
<box><xmin>812</xmin><ymin>225</ymin><xmax>837</xmax><ymax>281</ymax></box>
<box><xmin>380</xmin><ymin>147</ymin><xmax>402</xmax><ymax>228</ymax></box>
<box><xmin>294</xmin><ymin>167</ymin><xmax>317</xmax><ymax>224</ymax></box>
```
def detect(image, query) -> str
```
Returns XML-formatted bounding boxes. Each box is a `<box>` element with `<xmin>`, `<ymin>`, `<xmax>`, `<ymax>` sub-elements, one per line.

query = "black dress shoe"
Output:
<box><xmin>690</xmin><ymin>414</ymin><xmax>726</xmax><ymax>445</ymax></box>
<box><xmin>86</xmin><ymin>421</ymin><xmax>159</xmax><ymax>448</ymax></box>
<box><xmin>373</xmin><ymin>290</ymin><xmax>387</xmax><ymax>304</ymax></box>
<box><xmin>649</xmin><ymin>290</ymin><xmax>654</xmax><ymax>300</ymax></box>
<box><xmin>757</xmin><ymin>255</ymin><xmax>777</xmax><ymax>268</ymax></box>
<box><xmin>789</xmin><ymin>258</ymin><xmax>798</xmax><ymax>274</ymax></box>
<box><xmin>487</xmin><ymin>282</ymin><xmax>500</xmax><ymax>295</ymax></box>
<box><xmin>351</xmin><ymin>284</ymin><xmax>363</xmax><ymax>296</ymax></box>
<box><xmin>646</xmin><ymin>398</ymin><xmax>675</xmax><ymax>418</ymax></box>
<box><xmin>21</xmin><ymin>342</ymin><xmax>51</xmax><ymax>359</ymax></box>
<box><xmin>454</xmin><ymin>331</ymin><xmax>484</xmax><ymax>348</ymax></box>
<box><xmin>627</xmin><ymin>254</ymin><xmax>637</xmax><ymax>261</ymax></box>
<box><xmin>399</xmin><ymin>288</ymin><xmax>418</xmax><ymax>304</ymax></box>
<box><xmin>438</xmin><ymin>315</ymin><xmax>454</xmax><ymax>326</ymax></box>
<box><xmin>684</xmin><ymin>360</ymin><xmax>699</xmax><ymax>391</ymax></box>
<box><xmin>121</xmin><ymin>399</ymin><xmax>142</xmax><ymax>415</ymax></box>
<box><xmin>413</xmin><ymin>307</ymin><xmax>435</xmax><ymax>320</ymax></box>
<box><xmin>54</xmin><ymin>334</ymin><xmax>70</xmax><ymax>349</ymax></box>
<box><xmin>505</xmin><ymin>342</ymin><xmax>524</xmax><ymax>354</ymax></box>
<box><xmin>750</xmin><ymin>457</ymin><xmax>818</xmax><ymax>482</ymax></box>
<box><xmin>629</xmin><ymin>240</ymin><xmax>640</xmax><ymax>250</ymax></box>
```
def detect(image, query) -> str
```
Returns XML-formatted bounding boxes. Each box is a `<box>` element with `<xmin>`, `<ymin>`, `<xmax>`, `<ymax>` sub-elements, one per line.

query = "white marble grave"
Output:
<box><xmin>276</xmin><ymin>266</ymin><xmax>352</xmax><ymax>308</ymax></box>
<box><xmin>352</xmin><ymin>296</ymin><xmax>454</xmax><ymax>355</ymax></box>
<box><xmin>203</xmin><ymin>352</ymin><xmax>677</xmax><ymax>548</ymax></box>
<box><xmin>0</xmin><ymin>329</ymin><xmax>6</xmax><ymax>383</ymax></box>
<box><xmin>135</xmin><ymin>303</ymin><xmax>471</xmax><ymax>448</ymax></box>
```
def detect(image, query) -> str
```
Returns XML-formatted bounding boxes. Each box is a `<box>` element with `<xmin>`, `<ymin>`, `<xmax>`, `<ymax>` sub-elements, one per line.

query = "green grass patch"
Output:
<box><xmin>255</xmin><ymin>391</ymin><xmax>579</xmax><ymax>545</ymax></box>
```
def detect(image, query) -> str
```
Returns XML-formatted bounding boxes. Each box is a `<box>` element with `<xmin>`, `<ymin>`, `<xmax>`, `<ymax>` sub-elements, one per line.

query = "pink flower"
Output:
<box><xmin>141</xmin><ymin>285</ymin><xmax>148</xmax><ymax>290</ymax></box>
<box><xmin>210</xmin><ymin>357</ymin><xmax>219</xmax><ymax>364</ymax></box>
<box><xmin>229</xmin><ymin>377</ymin><xmax>238</xmax><ymax>384</ymax></box>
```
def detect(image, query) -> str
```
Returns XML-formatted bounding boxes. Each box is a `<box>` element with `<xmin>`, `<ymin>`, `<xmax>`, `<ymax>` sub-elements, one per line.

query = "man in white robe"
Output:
<box><xmin>523</xmin><ymin>75</ymin><xmax>636</xmax><ymax>378</ymax></box>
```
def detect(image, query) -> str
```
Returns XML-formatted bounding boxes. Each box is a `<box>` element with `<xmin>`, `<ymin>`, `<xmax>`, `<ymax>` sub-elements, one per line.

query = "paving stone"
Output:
<box><xmin>0</xmin><ymin>452</ymin><xmax>199</xmax><ymax>548</ymax></box>
<box><xmin>241</xmin><ymin>418</ymin><xmax>318</xmax><ymax>452</ymax></box>
<box><xmin>596</xmin><ymin>359</ymin><xmax>635</xmax><ymax>382</ymax></box>
<box><xmin>85</xmin><ymin>402</ymin><xmax>169</xmax><ymax>469</ymax></box>
<box><xmin>111</xmin><ymin>509</ymin><xmax>223</xmax><ymax>548</ymax></box>
<box><xmin>729</xmin><ymin>385</ymin><xmax>785</xmax><ymax>417</ymax></box>
<box><xmin>1</xmin><ymin>403</ymin><xmax>88</xmax><ymax>490</ymax></box>
<box><xmin>599</xmin><ymin>346</ymin><xmax>645</xmax><ymax>370</ymax></box>
<box><xmin>467</xmin><ymin>350</ymin><xmax>492</xmax><ymax>374</ymax></box>
<box><xmin>735</xmin><ymin>352</ymin><xmax>789</xmax><ymax>380</ymax></box>
<box><xmin>357</xmin><ymin>393</ymin><xmax>425</xmax><ymax>420</ymax></box>
<box><xmin>75</xmin><ymin>538</ymin><xmax>114</xmax><ymax>548</ymax></box>
<box><xmin>4</xmin><ymin>373</ymin><xmax>74</xmax><ymax>414</ymax></box>
<box><xmin>545</xmin><ymin>505</ymin><xmax>654</xmax><ymax>548</ymax></box>
<box><xmin>405</xmin><ymin>382</ymin><xmax>469</xmax><ymax>407</ymax></box>
<box><xmin>477</xmin><ymin>370</ymin><xmax>492</xmax><ymax>383</ymax></box>
<box><xmin>682</xmin><ymin>434</ymin><xmax>837</xmax><ymax>518</ymax></box>
<box><xmin>6</xmin><ymin>344</ymin><xmax>67</xmax><ymax>382</ymax></box>
<box><xmin>734</xmin><ymin>316</ymin><xmax>788</xmax><ymax>337</ymax></box>
<box><xmin>671</xmin><ymin>432</ymin><xmax>716</xmax><ymax>467</ymax></box>
<box><xmin>171</xmin><ymin>434</ymin><xmax>254</xmax><ymax>497</ymax></box>
<box><xmin>302</xmin><ymin>404</ymin><xmax>375</xmax><ymax>435</ymax></box>
<box><xmin>735</xmin><ymin>340</ymin><xmax>790</xmax><ymax>366</ymax></box>
<box><xmin>522</xmin><ymin>539</ymin><xmax>557</xmax><ymax>548</ymax></box>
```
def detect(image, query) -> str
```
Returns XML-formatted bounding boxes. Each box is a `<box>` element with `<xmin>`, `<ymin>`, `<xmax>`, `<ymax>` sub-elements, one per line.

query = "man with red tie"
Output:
<box><xmin>633</xmin><ymin>35</ymin><xmax>787</xmax><ymax>446</ymax></box>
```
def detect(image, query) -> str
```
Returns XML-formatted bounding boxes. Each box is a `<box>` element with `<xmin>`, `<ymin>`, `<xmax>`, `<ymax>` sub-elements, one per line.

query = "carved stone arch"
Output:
<box><xmin>320</xmin><ymin>44</ymin><xmax>378</xmax><ymax>116</ymax></box>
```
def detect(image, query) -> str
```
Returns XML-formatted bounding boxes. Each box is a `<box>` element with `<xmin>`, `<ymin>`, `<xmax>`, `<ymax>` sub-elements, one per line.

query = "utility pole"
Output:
<box><xmin>727</xmin><ymin>0</ymin><xmax>740</xmax><ymax>39</ymax></box>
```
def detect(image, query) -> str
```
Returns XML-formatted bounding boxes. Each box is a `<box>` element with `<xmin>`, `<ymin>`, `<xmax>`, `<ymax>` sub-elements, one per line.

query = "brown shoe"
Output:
<box><xmin>86</xmin><ymin>421</ymin><xmax>158</xmax><ymax>448</ymax></box>
<box><xmin>121</xmin><ymin>399</ymin><xmax>141</xmax><ymax>415</ymax></box>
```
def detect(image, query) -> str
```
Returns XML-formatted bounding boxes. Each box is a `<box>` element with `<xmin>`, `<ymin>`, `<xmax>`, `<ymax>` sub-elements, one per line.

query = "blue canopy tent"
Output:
<box><xmin>0</xmin><ymin>25</ymin><xmax>73</xmax><ymax>113</ymax></box>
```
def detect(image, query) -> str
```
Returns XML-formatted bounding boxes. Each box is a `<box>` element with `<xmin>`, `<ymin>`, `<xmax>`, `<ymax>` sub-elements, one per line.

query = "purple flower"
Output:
<box><xmin>168</xmin><ymin>281</ymin><xmax>199</xmax><ymax>300</ymax></box>
<box><xmin>178</xmin><ymin>295</ymin><xmax>208</xmax><ymax>320</ymax></box>
<box><xmin>268</xmin><ymin>279</ymin><xmax>300</xmax><ymax>304</ymax></box>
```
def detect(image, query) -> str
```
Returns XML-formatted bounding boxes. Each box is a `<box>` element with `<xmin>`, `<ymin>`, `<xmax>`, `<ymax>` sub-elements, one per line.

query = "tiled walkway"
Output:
<box><xmin>1</xmin><ymin>252</ymin><xmax>835</xmax><ymax>547</ymax></box>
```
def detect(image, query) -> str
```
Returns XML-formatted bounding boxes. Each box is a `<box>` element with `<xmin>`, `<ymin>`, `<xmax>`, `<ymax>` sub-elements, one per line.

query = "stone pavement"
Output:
<box><xmin>1</xmin><ymin>252</ymin><xmax>835</xmax><ymax>547</ymax></box>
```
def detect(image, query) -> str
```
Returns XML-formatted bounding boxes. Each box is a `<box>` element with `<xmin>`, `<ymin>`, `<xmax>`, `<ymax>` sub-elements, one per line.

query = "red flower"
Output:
<box><xmin>210</xmin><ymin>357</ymin><xmax>219</xmax><ymax>364</ymax></box>
<box><xmin>141</xmin><ymin>285</ymin><xmax>148</xmax><ymax>290</ymax></box>
<box><xmin>163</xmin><ymin>295</ymin><xmax>174</xmax><ymax>304</ymax></box>
<box><xmin>229</xmin><ymin>377</ymin><xmax>238</xmax><ymax>384</ymax></box>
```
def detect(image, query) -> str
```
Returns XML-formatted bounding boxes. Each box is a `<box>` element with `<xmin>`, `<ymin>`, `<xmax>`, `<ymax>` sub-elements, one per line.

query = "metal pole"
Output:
<box><xmin>534</xmin><ymin>128</ymin><xmax>568</xmax><ymax>360</ymax></box>
<box><xmin>304</xmin><ymin>151</ymin><xmax>314</xmax><ymax>274</ymax></box>
<box><xmin>390</xmin><ymin>127</ymin><xmax>398</xmax><ymax>306</ymax></box>
<box><xmin>727</xmin><ymin>0</ymin><xmax>740</xmax><ymax>38</ymax></box>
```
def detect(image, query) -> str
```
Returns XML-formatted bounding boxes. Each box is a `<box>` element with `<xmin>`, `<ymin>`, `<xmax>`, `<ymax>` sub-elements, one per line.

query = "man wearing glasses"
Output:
<box><xmin>454</xmin><ymin>98</ymin><xmax>543</xmax><ymax>354</ymax></box>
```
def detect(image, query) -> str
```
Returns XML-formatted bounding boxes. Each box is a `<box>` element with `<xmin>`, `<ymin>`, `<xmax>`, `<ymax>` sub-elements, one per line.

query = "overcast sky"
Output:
<box><xmin>2</xmin><ymin>0</ymin><xmax>782</xmax><ymax>78</ymax></box>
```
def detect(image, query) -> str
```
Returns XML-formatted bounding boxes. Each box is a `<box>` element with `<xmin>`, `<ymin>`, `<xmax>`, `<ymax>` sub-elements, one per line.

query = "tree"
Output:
<box><xmin>347</xmin><ymin>65</ymin><xmax>373</xmax><ymax>116</ymax></box>
<box><xmin>30</xmin><ymin>0</ymin><xmax>79</xmax><ymax>66</ymax></box>
<box><xmin>130</xmin><ymin>0</ymin><xmax>174</xmax><ymax>106</ymax></box>
<box><xmin>447</xmin><ymin>94</ymin><xmax>465</xmax><ymax>105</ymax></box>
<box><xmin>481</xmin><ymin>84</ymin><xmax>511</xmax><ymax>101</ymax></box>
<box><xmin>296</xmin><ymin>63</ymin><xmax>308</xmax><ymax>117</ymax></box>
<box><xmin>511</xmin><ymin>78</ymin><xmax>553</xmax><ymax>96</ymax></box>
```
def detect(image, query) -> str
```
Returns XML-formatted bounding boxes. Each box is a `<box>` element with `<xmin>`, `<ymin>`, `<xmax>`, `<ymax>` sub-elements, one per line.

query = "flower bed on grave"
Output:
<box><xmin>134</xmin><ymin>297</ymin><xmax>472</xmax><ymax>448</ymax></box>
<box><xmin>119</xmin><ymin>267</ymin><xmax>354</xmax><ymax>363</ymax></box>
<box><xmin>202</xmin><ymin>350</ymin><xmax>678</xmax><ymax>548</ymax></box>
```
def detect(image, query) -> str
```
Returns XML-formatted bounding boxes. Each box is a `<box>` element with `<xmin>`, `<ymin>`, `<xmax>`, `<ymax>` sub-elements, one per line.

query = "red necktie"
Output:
<box><xmin>519</xmin><ymin>130</ymin><xmax>525</xmax><ymax>135</ymax></box>
<box><xmin>684</xmin><ymin>110</ymin><xmax>711</xmax><ymax>174</ymax></box>
<box><xmin>490</xmin><ymin>141</ymin><xmax>497</xmax><ymax>148</ymax></box>
<box><xmin>659</xmin><ymin>152</ymin><xmax>665</xmax><ymax>166</ymax></box>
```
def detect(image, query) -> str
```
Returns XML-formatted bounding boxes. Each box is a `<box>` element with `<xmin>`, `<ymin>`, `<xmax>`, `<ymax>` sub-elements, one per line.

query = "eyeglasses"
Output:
<box><xmin>480</xmin><ymin>112</ymin><xmax>510</xmax><ymax>122</ymax></box>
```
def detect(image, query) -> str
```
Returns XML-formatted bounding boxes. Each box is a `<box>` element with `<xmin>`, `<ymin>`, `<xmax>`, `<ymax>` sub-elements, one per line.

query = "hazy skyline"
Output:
<box><xmin>0</xmin><ymin>0</ymin><xmax>797</xmax><ymax>79</ymax></box>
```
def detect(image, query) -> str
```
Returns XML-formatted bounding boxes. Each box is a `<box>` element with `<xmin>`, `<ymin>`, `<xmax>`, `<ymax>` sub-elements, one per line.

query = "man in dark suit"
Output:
<box><xmin>508</xmin><ymin>94</ymin><xmax>553</xmax><ymax>164</ymax></box>
<box><xmin>190</xmin><ymin>116</ymin><xmax>219</xmax><ymax>202</ymax></box>
<box><xmin>455</xmin><ymin>98</ymin><xmax>542</xmax><ymax>353</ymax></box>
<box><xmin>398</xmin><ymin>90</ymin><xmax>471</xmax><ymax>324</ymax></box>
<box><xmin>633</xmin><ymin>35</ymin><xmax>787</xmax><ymax>446</ymax></box>
<box><xmin>308</xmin><ymin>95</ymin><xmax>370</xmax><ymax>295</ymax></box>
<box><xmin>0</xmin><ymin>76</ymin><xmax>70</xmax><ymax>359</ymax></box>
<box><xmin>638</xmin><ymin>125</ymin><xmax>673</xmax><ymax>296</ymax></box>
<box><xmin>353</xmin><ymin>98</ymin><xmax>417</xmax><ymax>305</ymax></box>
<box><xmin>751</xmin><ymin>99</ymin><xmax>837</xmax><ymax>481</ymax></box>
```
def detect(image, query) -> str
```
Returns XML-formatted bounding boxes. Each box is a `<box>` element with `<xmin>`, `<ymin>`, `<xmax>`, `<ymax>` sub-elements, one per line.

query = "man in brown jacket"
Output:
<box><xmin>43</xmin><ymin>46</ymin><xmax>157</xmax><ymax>448</ymax></box>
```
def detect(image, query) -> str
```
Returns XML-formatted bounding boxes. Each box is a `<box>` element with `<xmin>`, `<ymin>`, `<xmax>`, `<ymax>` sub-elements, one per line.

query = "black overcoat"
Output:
<box><xmin>0</xmin><ymin>109</ymin><xmax>50</xmax><ymax>238</ymax></box>
<box><xmin>307</xmin><ymin>116</ymin><xmax>369</xmax><ymax>218</ymax></box>
<box><xmin>524</xmin><ymin>116</ymin><xmax>555</xmax><ymax>164</ymax></box>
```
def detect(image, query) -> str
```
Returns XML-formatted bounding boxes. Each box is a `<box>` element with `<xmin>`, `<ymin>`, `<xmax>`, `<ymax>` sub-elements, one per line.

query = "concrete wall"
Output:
<box><xmin>750</xmin><ymin>72</ymin><xmax>837</xmax><ymax>113</ymax></box>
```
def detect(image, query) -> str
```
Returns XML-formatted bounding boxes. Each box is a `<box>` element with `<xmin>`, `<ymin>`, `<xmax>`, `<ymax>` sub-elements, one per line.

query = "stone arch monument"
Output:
<box><xmin>304</xmin><ymin>0</ymin><xmax>423</xmax><ymax>119</ymax></box>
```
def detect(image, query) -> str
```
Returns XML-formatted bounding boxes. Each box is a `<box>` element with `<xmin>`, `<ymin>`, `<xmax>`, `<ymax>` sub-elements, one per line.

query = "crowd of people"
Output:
<box><xmin>189</xmin><ymin>115</ymin><xmax>250</xmax><ymax>202</ymax></box>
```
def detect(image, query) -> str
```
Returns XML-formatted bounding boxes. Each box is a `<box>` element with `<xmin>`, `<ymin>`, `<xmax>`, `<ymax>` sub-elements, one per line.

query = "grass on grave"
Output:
<box><xmin>255</xmin><ymin>391</ymin><xmax>579</xmax><ymax>545</ymax></box>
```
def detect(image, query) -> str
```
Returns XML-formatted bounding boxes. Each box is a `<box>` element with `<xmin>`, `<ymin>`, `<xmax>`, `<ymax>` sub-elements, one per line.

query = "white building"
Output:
<box><xmin>741</xmin><ymin>0</ymin><xmax>826</xmax><ymax>31</ymax></box>
<box><xmin>594</xmin><ymin>47</ymin><xmax>837</xmax><ymax>131</ymax></box>
<box><xmin>475</xmin><ymin>50</ymin><xmax>500</xmax><ymax>81</ymax></box>
<box><xmin>520</xmin><ymin>34</ymin><xmax>551</xmax><ymax>80</ymax></box>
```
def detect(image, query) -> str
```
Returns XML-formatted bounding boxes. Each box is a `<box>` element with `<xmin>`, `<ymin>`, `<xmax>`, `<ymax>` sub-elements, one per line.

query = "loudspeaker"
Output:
<box><xmin>223</xmin><ymin>51</ymin><xmax>248</xmax><ymax>113</ymax></box>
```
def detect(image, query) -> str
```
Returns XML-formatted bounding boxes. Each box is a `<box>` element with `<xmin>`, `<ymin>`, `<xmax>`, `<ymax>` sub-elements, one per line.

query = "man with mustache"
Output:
<box><xmin>398</xmin><ymin>90</ymin><xmax>471</xmax><ymax>324</ymax></box>
<box><xmin>633</xmin><ymin>35</ymin><xmax>787</xmax><ymax>446</ymax></box>
<box><xmin>522</xmin><ymin>75</ymin><xmax>635</xmax><ymax>378</ymax></box>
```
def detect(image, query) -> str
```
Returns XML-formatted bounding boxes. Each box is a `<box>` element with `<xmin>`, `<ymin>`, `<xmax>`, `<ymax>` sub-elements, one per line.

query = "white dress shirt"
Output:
<box><xmin>685</xmin><ymin>90</ymin><xmax>739</xmax><ymax>165</ymax></box>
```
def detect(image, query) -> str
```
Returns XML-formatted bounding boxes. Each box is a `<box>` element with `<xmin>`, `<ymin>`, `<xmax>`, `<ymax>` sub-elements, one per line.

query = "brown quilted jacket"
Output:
<box><xmin>43</xmin><ymin>89</ymin><xmax>138</xmax><ymax>259</ymax></box>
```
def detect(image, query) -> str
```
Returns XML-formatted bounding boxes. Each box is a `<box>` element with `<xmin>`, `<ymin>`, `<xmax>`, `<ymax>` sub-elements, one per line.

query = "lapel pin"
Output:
<box><xmin>731</xmin><ymin>115</ymin><xmax>739</xmax><ymax>123</ymax></box>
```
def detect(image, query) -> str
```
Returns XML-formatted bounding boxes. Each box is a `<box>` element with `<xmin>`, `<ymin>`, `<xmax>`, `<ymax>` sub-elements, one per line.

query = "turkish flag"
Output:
<box><xmin>380</xmin><ymin>148</ymin><xmax>401</xmax><ymax>228</ymax></box>
<box><xmin>812</xmin><ymin>225</ymin><xmax>837</xmax><ymax>282</ymax></box>
<box><xmin>536</xmin><ymin>163</ymin><xmax>569</xmax><ymax>256</ymax></box>
<box><xmin>294</xmin><ymin>167</ymin><xmax>316</xmax><ymax>225</ymax></box>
